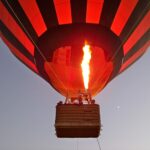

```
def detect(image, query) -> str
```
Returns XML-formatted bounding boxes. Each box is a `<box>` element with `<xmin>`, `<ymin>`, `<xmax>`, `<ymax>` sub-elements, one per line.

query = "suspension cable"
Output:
<box><xmin>96</xmin><ymin>138</ymin><xmax>101</xmax><ymax>150</ymax></box>
<box><xmin>76</xmin><ymin>139</ymin><xmax>78</xmax><ymax>150</ymax></box>
<box><xmin>5</xmin><ymin>0</ymin><xmax>68</xmax><ymax>92</ymax></box>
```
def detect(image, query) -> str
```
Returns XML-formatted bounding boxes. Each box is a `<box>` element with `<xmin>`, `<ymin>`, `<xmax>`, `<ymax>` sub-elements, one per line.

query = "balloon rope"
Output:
<box><xmin>5</xmin><ymin>0</ymin><xmax>68</xmax><ymax>93</ymax></box>
<box><xmin>96</xmin><ymin>138</ymin><xmax>102</xmax><ymax>150</ymax></box>
<box><xmin>76</xmin><ymin>139</ymin><xmax>78</xmax><ymax>150</ymax></box>
<box><xmin>94</xmin><ymin>1</ymin><xmax>150</xmax><ymax>96</ymax></box>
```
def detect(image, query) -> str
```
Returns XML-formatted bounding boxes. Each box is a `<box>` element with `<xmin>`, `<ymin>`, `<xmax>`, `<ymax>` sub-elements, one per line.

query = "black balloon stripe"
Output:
<box><xmin>124</xmin><ymin>29</ymin><xmax>150</xmax><ymax>62</ymax></box>
<box><xmin>120</xmin><ymin>0</ymin><xmax>150</xmax><ymax>42</ymax></box>
<box><xmin>36</xmin><ymin>0</ymin><xmax>58</xmax><ymax>28</ymax></box>
<box><xmin>1</xmin><ymin>0</ymin><xmax>38</xmax><ymax>42</ymax></box>
<box><xmin>0</xmin><ymin>21</ymin><xmax>35</xmax><ymax>64</ymax></box>
<box><xmin>100</xmin><ymin>0</ymin><xmax>121</xmax><ymax>28</ymax></box>
<box><xmin>71</xmin><ymin>0</ymin><xmax>87</xmax><ymax>23</ymax></box>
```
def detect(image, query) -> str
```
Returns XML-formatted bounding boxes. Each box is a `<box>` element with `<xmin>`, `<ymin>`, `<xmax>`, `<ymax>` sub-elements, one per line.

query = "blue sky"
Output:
<box><xmin>0</xmin><ymin>39</ymin><xmax>150</xmax><ymax>150</ymax></box>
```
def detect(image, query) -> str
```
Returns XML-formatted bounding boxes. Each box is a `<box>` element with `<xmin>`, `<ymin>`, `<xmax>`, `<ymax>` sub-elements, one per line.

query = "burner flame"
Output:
<box><xmin>81</xmin><ymin>43</ymin><xmax>92</xmax><ymax>90</ymax></box>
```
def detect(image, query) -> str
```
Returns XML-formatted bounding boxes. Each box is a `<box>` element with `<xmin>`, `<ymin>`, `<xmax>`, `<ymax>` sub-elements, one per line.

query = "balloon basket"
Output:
<box><xmin>55</xmin><ymin>103</ymin><xmax>101</xmax><ymax>138</ymax></box>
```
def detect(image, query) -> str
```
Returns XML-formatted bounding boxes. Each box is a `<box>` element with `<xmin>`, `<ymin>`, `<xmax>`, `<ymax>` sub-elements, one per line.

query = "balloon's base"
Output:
<box><xmin>55</xmin><ymin>103</ymin><xmax>101</xmax><ymax>138</ymax></box>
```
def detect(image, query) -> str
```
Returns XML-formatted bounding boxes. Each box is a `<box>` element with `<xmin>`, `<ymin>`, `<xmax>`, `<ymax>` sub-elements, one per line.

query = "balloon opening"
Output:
<box><xmin>44</xmin><ymin>44</ymin><xmax>114</xmax><ymax>98</ymax></box>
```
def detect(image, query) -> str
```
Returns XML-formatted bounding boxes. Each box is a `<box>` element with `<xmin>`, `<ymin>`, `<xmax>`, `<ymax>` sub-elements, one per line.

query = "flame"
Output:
<box><xmin>81</xmin><ymin>44</ymin><xmax>92</xmax><ymax>90</ymax></box>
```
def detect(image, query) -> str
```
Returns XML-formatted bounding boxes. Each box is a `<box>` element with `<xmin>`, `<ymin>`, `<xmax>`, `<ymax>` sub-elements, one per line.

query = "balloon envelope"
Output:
<box><xmin>0</xmin><ymin>0</ymin><xmax>149</xmax><ymax>98</ymax></box>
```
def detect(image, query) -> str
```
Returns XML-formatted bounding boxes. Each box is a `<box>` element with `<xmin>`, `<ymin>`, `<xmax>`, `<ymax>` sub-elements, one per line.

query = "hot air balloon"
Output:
<box><xmin>0</xmin><ymin>0</ymin><xmax>149</xmax><ymax>138</ymax></box>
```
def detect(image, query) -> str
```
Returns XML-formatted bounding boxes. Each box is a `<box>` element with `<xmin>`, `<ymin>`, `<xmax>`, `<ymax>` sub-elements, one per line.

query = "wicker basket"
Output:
<box><xmin>55</xmin><ymin>104</ymin><xmax>101</xmax><ymax>138</ymax></box>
